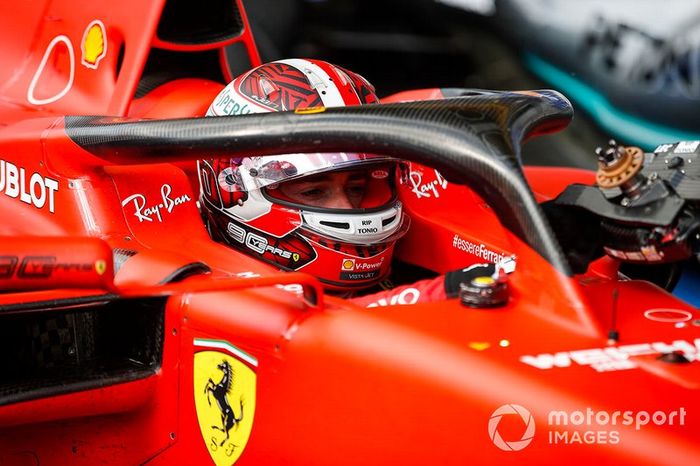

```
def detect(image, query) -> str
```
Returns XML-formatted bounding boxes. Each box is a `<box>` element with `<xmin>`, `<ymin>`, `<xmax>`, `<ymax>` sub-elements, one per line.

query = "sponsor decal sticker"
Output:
<box><xmin>673</xmin><ymin>141</ymin><xmax>700</xmax><ymax>154</ymax></box>
<box><xmin>520</xmin><ymin>338</ymin><xmax>700</xmax><ymax>372</ymax></box>
<box><xmin>342</xmin><ymin>258</ymin><xmax>355</xmax><ymax>270</ymax></box>
<box><xmin>643</xmin><ymin>309</ymin><xmax>693</xmax><ymax>323</ymax></box>
<box><xmin>212</xmin><ymin>91</ymin><xmax>253</xmax><ymax>116</ymax></box>
<box><xmin>0</xmin><ymin>256</ymin><xmax>95</xmax><ymax>278</ymax></box>
<box><xmin>194</xmin><ymin>339</ymin><xmax>257</xmax><ymax>466</ymax></box>
<box><xmin>121</xmin><ymin>183</ymin><xmax>192</xmax><ymax>223</ymax></box>
<box><xmin>294</xmin><ymin>106</ymin><xmax>326</xmax><ymax>114</ymax></box>
<box><xmin>0</xmin><ymin>160</ymin><xmax>59</xmax><ymax>213</ymax></box>
<box><xmin>81</xmin><ymin>20</ymin><xmax>107</xmax><ymax>69</ymax></box>
<box><xmin>340</xmin><ymin>270</ymin><xmax>380</xmax><ymax>281</ymax></box>
<box><xmin>339</xmin><ymin>257</ymin><xmax>384</xmax><ymax>279</ymax></box>
<box><xmin>353</xmin><ymin>259</ymin><xmax>383</xmax><ymax>270</ymax></box>
<box><xmin>94</xmin><ymin>260</ymin><xmax>107</xmax><ymax>275</ymax></box>
<box><xmin>227</xmin><ymin>223</ymin><xmax>297</xmax><ymax>260</ymax></box>
<box><xmin>452</xmin><ymin>234</ymin><xmax>513</xmax><ymax>266</ymax></box>
<box><xmin>365</xmin><ymin>287</ymin><xmax>421</xmax><ymax>307</ymax></box>
<box><xmin>247</xmin><ymin>231</ymin><xmax>293</xmax><ymax>259</ymax></box>
<box><xmin>654</xmin><ymin>143</ymin><xmax>674</xmax><ymax>153</ymax></box>
<box><xmin>27</xmin><ymin>35</ymin><xmax>75</xmax><ymax>105</ymax></box>
<box><xmin>245</xmin><ymin>232</ymin><xmax>267</xmax><ymax>254</ymax></box>
<box><xmin>408</xmin><ymin>168</ymin><xmax>448</xmax><ymax>199</ymax></box>
<box><xmin>227</xmin><ymin>222</ymin><xmax>246</xmax><ymax>243</ymax></box>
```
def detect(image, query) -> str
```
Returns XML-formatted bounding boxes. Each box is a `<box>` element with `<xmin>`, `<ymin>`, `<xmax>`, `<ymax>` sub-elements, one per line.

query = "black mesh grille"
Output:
<box><xmin>0</xmin><ymin>296</ymin><xmax>165</xmax><ymax>405</ymax></box>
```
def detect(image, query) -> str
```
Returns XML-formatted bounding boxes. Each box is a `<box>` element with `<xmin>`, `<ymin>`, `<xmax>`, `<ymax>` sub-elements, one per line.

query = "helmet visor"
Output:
<box><xmin>262</xmin><ymin>159</ymin><xmax>397</xmax><ymax>211</ymax></box>
<box><xmin>239</xmin><ymin>153</ymin><xmax>396</xmax><ymax>191</ymax></box>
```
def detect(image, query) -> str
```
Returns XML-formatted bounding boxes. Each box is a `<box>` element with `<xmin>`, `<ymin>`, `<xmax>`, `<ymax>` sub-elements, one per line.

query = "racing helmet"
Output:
<box><xmin>198</xmin><ymin>59</ymin><xmax>410</xmax><ymax>291</ymax></box>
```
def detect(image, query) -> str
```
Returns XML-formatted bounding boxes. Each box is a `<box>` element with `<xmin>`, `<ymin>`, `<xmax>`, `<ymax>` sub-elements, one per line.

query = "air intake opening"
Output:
<box><xmin>0</xmin><ymin>296</ymin><xmax>165</xmax><ymax>406</ymax></box>
<box><xmin>157</xmin><ymin>0</ymin><xmax>243</xmax><ymax>46</ymax></box>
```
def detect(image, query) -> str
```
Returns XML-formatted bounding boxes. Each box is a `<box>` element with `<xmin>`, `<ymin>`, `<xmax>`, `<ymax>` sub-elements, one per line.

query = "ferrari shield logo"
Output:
<box><xmin>94</xmin><ymin>260</ymin><xmax>107</xmax><ymax>275</ymax></box>
<box><xmin>194</xmin><ymin>339</ymin><xmax>257</xmax><ymax>465</ymax></box>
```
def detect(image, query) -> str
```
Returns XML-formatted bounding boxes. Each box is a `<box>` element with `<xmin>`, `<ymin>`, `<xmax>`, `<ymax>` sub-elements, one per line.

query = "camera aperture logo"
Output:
<box><xmin>488</xmin><ymin>404</ymin><xmax>536</xmax><ymax>451</ymax></box>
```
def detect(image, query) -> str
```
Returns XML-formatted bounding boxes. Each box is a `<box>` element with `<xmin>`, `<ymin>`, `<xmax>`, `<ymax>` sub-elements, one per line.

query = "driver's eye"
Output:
<box><xmin>299</xmin><ymin>187</ymin><xmax>327</xmax><ymax>199</ymax></box>
<box><xmin>346</xmin><ymin>184</ymin><xmax>366</xmax><ymax>198</ymax></box>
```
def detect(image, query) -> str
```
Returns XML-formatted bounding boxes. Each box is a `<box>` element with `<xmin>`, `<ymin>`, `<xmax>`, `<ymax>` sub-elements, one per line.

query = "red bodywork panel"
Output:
<box><xmin>0</xmin><ymin>2</ymin><xmax>698</xmax><ymax>465</ymax></box>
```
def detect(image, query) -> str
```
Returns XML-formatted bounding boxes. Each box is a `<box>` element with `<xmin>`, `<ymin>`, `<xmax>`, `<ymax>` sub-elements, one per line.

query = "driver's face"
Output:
<box><xmin>277</xmin><ymin>170</ymin><xmax>369</xmax><ymax>209</ymax></box>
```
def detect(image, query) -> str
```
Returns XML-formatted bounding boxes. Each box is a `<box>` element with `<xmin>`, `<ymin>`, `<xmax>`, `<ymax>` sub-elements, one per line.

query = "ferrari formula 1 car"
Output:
<box><xmin>0</xmin><ymin>1</ymin><xmax>699</xmax><ymax>465</ymax></box>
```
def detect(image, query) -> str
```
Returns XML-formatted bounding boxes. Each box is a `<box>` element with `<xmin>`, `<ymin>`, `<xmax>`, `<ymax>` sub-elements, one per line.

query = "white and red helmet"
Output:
<box><xmin>198</xmin><ymin>59</ymin><xmax>409</xmax><ymax>290</ymax></box>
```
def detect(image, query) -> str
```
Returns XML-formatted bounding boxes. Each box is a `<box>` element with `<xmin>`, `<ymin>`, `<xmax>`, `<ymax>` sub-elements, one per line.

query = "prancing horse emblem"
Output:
<box><xmin>205</xmin><ymin>360</ymin><xmax>245</xmax><ymax>447</ymax></box>
<box><xmin>194</xmin><ymin>341</ymin><xmax>257</xmax><ymax>466</ymax></box>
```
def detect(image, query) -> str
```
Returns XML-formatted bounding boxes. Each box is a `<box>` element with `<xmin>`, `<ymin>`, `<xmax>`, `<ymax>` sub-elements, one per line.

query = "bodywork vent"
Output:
<box><xmin>0</xmin><ymin>296</ymin><xmax>165</xmax><ymax>405</ymax></box>
<box><xmin>157</xmin><ymin>0</ymin><xmax>243</xmax><ymax>46</ymax></box>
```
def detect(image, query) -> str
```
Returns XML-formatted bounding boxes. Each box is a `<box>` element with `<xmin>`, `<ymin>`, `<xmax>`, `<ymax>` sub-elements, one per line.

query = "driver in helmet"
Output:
<box><xmin>198</xmin><ymin>59</ymin><xmax>500</xmax><ymax>306</ymax></box>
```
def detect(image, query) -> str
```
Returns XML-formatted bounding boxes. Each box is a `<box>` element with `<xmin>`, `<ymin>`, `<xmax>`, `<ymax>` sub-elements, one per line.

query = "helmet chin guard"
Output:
<box><xmin>300</xmin><ymin>204</ymin><xmax>408</xmax><ymax>245</ymax></box>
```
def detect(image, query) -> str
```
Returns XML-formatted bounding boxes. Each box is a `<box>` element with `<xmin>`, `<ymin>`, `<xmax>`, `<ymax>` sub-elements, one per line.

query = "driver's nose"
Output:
<box><xmin>322</xmin><ymin>190</ymin><xmax>355</xmax><ymax>209</ymax></box>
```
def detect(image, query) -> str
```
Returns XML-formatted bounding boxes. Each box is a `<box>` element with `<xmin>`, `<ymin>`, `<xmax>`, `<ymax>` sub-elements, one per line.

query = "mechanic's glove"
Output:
<box><xmin>445</xmin><ymin>263</ymin><xmax>494</xmax><ymax>298</ymax></box>
<box><xmin>443</xmin><ymin>264</ymin><xmax>492</xmax><ymax>298</ymax></box>
<box><xmin>443</xmin><ymin>257</ymin><xmax>516</xmax><ymax>299</ymax></box>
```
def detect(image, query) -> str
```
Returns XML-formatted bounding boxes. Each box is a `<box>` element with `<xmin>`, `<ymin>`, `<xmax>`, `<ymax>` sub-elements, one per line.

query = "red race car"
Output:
<box><xmin>0</xmin><ymin>1</ymin><xmax>698</xmax><ymax>465</ymax></box>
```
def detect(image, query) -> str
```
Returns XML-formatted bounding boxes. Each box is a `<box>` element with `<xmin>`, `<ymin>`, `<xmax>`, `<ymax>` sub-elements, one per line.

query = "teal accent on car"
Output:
<box><xmin>523</xmin><ymin>52</ymin><xmax>700</xmax><ymax>151</ymax></box>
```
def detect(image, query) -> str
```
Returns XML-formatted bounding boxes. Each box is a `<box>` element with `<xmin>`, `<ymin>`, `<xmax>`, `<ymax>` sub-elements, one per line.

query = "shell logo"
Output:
<box><xmin>81</xmin><ymin>20</ymin><xmax>107</xmax><ymax>69</ymax></box>
<box><xmin>341</xmin><ymin>258</ymin><xmax>355</xmax><ymax>270</ymax></box>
